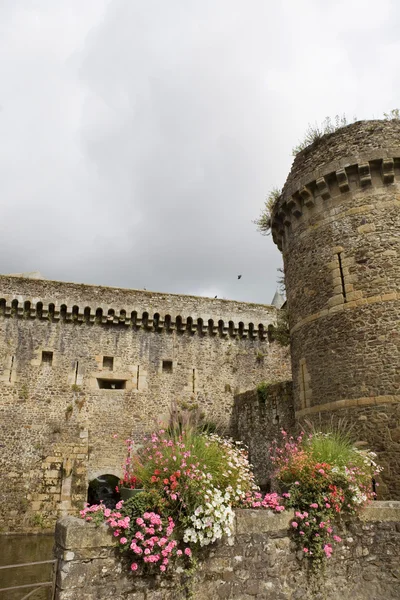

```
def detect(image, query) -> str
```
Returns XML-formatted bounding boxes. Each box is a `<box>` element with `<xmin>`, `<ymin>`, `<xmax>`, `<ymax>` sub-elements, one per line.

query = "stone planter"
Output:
<box><xmin>120</xmin><ymin>487</ymin><xmax>144</xmax><ymax>501</ymax></box>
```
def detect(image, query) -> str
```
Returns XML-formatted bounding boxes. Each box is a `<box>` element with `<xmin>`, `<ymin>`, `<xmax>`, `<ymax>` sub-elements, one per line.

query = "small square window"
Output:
<box><xmin>162</xmin><ymin>360</ymin><xmax>173</xmax><ymax>373</ymax></box>
<box><xmin>103</xmin><ymin>356</ymin><xmax>114</xmax><ymax>370</ymax></box>
<box><xmin>42</xmin><ymin>351</ymin><xmax>53</xmax><ymax>365</ymax></box>
<box><xmin>97</xmin><ymin>378</ymin><xmax>126</xmax><ymax>390</ymax></box>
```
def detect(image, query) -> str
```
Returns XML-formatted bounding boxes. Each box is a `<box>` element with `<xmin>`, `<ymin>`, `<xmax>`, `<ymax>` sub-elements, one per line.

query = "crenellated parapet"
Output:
<box><xmin>0</xmin><ymin>295</ymin><xmax>271</xmax><ymax>339</ymax></box>
<box><xmin>271</xmin><ymin>120</ymin><xmax>400</xmax><ymax>251</ymax></box>
<box><xmin>271</xmin><ymin>152</ymin><xmax>400</xmax><ymax>251</ymax></box>
<box><xmin>0</xmin><ymin>275</ymin><xmax>277</xmax><ymax>339</ymax></box>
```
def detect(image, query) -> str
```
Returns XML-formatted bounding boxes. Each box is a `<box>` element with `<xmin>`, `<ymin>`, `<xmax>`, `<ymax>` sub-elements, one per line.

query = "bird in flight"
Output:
<box><xmin>237</xmin><ymin>275</ymin><xmax>242</xmax><ymax>280</ymax></box>
<box><xmin>214</xmin><ymin>295</ymin><xmax>217</xmax><ymax>298</ymax></box>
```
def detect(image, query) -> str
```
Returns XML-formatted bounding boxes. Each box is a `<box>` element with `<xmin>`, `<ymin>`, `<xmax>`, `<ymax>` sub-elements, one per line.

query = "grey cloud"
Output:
<box><xmin>1</xmin><ymin>0</ymin><xmax>399</xmax><ymax>303</ymax></box>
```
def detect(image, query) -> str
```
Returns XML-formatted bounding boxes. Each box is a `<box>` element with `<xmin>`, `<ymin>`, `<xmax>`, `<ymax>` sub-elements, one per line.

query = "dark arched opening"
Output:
<box><xmin>88</xmin><ymin>474</ymin><xmax>120</xmax><ymax>508</ymax></box>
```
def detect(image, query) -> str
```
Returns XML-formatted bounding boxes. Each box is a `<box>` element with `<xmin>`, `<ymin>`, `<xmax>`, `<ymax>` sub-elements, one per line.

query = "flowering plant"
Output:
<box><xmin>270</xmin><ymin>429</ymin><xmax>381</xmax><ymax>563</ymax></box>
<box><xmin>81</xmin><ymin>422</ymin><xmax>285</xmax><ymax>575</ymax></box>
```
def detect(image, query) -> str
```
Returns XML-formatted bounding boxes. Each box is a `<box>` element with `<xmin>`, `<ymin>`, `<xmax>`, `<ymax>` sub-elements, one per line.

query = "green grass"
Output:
<box><xmin>304</xmin><ymin>430</ymin><xmax>364</xmax><ymax>469</ymax></box>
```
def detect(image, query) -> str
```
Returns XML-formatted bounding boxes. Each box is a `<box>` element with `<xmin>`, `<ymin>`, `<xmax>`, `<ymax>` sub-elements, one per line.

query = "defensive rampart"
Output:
<box><xmin>0</xmin><ymin>275</ymin><xmax>290</xmax><ymax>531</ymax></box>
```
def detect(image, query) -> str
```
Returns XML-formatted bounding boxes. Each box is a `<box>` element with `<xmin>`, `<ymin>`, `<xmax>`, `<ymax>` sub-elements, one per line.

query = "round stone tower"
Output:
<box><xmin>271</xmin><ymin>120</ymin><xmax>400</xmax><ymax>498</ymax></box>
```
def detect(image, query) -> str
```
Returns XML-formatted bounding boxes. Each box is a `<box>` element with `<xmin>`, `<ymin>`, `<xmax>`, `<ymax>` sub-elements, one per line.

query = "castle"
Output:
<box><xmin>1</xmin><ymin>119</ymin><xmax>399</xmax><ymax>532</ymax></box>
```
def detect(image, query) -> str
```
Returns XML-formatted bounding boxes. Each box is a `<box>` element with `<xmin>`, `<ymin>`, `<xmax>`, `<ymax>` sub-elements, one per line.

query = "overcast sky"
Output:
<box><xmin>0</xmin><ymin>0</ymin><xmax>398</xmax><ymax>304</ymax></box>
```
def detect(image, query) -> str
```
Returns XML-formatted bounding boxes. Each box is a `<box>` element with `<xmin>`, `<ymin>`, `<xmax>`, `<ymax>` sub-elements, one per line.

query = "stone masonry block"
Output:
<box><xmin>235</xmin><ymin>509</ymin><xmax>293</xmax><ymax>534</ymax></box>
<box><xmin>56</xmin><ymin>516</ymin><xmax>114</xmax><ymax>550</ymax></box>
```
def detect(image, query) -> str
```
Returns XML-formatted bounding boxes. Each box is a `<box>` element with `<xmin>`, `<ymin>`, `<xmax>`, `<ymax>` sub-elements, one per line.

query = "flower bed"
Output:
<box><xmin>80</xmin><ymin>423</ymin><xmax>380</xmax><ymax>574</ymax></box>
<box><xmin>270</xmin><ymin>429</ymin><xmax>381</xmax><ymax>563</ymax></box>
<box><xmin>81</xmin><ymin>426</ymin><xmax>282</xmax><ymax>574</ymax></box>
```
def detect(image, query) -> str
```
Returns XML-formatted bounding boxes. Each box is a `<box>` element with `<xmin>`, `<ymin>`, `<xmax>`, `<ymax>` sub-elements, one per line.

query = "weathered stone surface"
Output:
<box><xmin>56</xmin><ymin>516</ymin><xmax>113</xmax><ymax>550</ymax></box>
<box><xmin>0</xmin><ymin>275</ymin><xmax>290</xmax><ymax>531</ymax></box>
<box><xmin>54</xmin><ymin>507</ymin><xmax>400</xmax><ymax>599</ymax></box>
<box><xmin>235</xmin><ymin>509</ymin><xmax>292</xmax><ymax>534</ymax></box>
<box><xmin>270</xmin><ymin>120</ymin><xmax>400</xmax><ymax>499</ymax></box>
<box><xmin>231</xmin><ymin>383</ymin><xmax>294</xmax><ymax>488</ymax></box>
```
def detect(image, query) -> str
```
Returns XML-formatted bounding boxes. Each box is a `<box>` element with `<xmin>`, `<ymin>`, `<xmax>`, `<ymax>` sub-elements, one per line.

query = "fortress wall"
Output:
<box><xmin>231</xmin><ymin>382</ymin><xmax>295</xmax><ymax>488</ymax></box>
<box><xmin>54</xmin><ymin>504</ymin><xmax>400</xmax><ymax>600</ymax></box>
<box><xmin>0</xmin><ymin>275</ymin><xmax>290</xmax><ymax>531</ymax></box>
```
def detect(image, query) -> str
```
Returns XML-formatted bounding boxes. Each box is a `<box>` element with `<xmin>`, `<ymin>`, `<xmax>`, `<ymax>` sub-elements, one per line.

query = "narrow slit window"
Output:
<box><xmin>137</xmin><ymin>365</ymin><xmax>140</xmax><ymax>390</ymax></box>
<box><xmin>103</xmin><ymin>356</ymin><xmax>114</xmax><ymax>370</ymax></box>
<box><xmin>300</xmin><ymin>363</ymin><xmax>306</xmax><ymax>409</ymax></box>
<box><xmin>9</xmin><ymin>356</ymin><xmax>14</xmax><ymax>382</ymax></box>
<box><xmin>192</xmin><ymin>368</ymin><xmax>196</xmax><ymax>392</ymax></box>
<box><xmin>74</xmin><ymin>361</ymin><xmax>79</xmax><ymax>385</ymax></box>
<box><xmin>42</xmin><ymin>351</ymin><xmax>53</xmax><ymax>365</ymax></box>
<box><xmin>162</xmin><ymin>360</ymin><xmax>173</xmax><ymax>373</ymax></box>
<box><xmin>97</xmin><ymin>378</ymin><xmax>126</xmax><ymax>390</ymax></box>
<box><xmin>337</xmin><ymin>252</ymin><xmax>347</xmax><ymax>302</ymax></box>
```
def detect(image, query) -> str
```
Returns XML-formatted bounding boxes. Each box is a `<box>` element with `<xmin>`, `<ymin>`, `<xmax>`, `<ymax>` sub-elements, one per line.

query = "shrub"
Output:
<box><xmin>292</xmin><ymin>114</ymin><xmax>350</xmax><ymax>155</ymax></box>
<box><xmin>270</xmin><ymin>429</ymin><xmax>381</xmax><ymax>565</ymax></box>
<box><xmin>81</xmin><ymin>424</ymin><xmax>270</xmax><ymax>574</ymax></box>
<box><xmin>253</xmin><ymin>188</ymin><xmax>281</xmax><ymax>235</ymax></box>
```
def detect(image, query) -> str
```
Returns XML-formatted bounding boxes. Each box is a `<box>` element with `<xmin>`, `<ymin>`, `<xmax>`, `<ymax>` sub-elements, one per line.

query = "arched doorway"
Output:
<box><xmin>87</xmin><ymin>474</ymin><xmax>120</xmax><ymax>508</ymax></box>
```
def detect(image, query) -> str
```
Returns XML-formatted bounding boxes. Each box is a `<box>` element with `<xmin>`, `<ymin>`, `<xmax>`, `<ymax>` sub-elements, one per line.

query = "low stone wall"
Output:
<box><xmin>54</xmin><ymin>502</ymin><xmax>400</xmax><ymax>599</ymax></box>
<box><xmin>231</xmin><ymin>382</ymin><xmax>295</xmax><ymax>488</ymax></box>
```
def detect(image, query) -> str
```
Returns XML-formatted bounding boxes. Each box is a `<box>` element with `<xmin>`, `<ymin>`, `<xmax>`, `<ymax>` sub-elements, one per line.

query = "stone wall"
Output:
<box><xmin>231</xmin><ymin>382</ymin><xmax>294</xmax><ymax>488</ymax></box>
<box><xmin>0</xmin><ymin>275</ymin><xmax>291</xmax><ymax>532</ymax></box>
<box><xmin>270</xmin><ymin>120</ymin><xmax>400</xmax><ymax>499</ymax></box>
<box><xmin>54</xmin><ymin>503</ymin><xmax>400</xmax><ymax>600</ymax></box>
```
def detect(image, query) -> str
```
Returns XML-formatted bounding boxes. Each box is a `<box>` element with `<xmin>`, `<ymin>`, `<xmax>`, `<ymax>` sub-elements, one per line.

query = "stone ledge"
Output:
<box><xmin>56</xmin><ymin>505</ymin><xmax>400</xmax><ymax>553</ymax></box>
<box><xmin>291</xmin><ymin>292</ymin><xmax>400</xmax><ymax>334</ymax></box>
<box><xmin>296</xmin><ymin>395</ymin><xmax>400</xmax><ymax>417</ymax></box>
<box><xmin>361</xmin><ymin>501</ymin><xmax>400</xmax><ymax>522</ymax></box>
<box><xmin>235</xmin><ymin>509</ymin><xmax>293</xmax><ymax>534</ymax></box>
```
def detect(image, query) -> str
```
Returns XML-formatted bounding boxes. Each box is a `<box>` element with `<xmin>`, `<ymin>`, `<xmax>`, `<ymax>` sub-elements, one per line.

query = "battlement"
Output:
<box><xmin>0</xmin><ymin>275</ymin><xmax>277</xmax><ymax>338</ymax></box>
<box><xmin>271</xmin><ymin>120</ymin><xmax>400</xmax><ymax>250</ymax></box>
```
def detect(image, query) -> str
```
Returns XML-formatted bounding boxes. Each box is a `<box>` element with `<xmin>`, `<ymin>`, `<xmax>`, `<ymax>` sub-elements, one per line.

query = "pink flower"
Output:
<box><xmin>309</xmin><ymin>503</ymin><xmax>318</xmax><ymax>509</ymax></box>
<box><xmin>327</xmin><ymin>527</ymin><xmax>333</xmax><ymax>534</ymax></box>
<box><xmin>131</xmin><ymin>563</ymin><xmax>138</xmax><ymax>571</ymax></box>
<box><xmin>291</xmin><ymin>521</ymin><xmax>298</xmax><ymax>528</ymax></box>
<box><xmin>325</xmin><ymin>503</ymin><xmax>331</xmax><ymax>508</ymax></box>
<box><xmin>184</xmin><ymin>547</ymin><xmax>192</xmax><ymax>556</ymax></box>
<box><xmin>303</xmin><ymin>548</ymin><xmax>309</xmax><ymax>553</ymax></box>
<box><xmin>299</xmin><ymin>531</ymin><xmax>305</xmax><ymax>536</ymax></box>
<box><xmin>333</xmin><ymin>535</ymin><xmax>342</xmax><ymax>543</ymax></box>
<box><xmin>177</xmin><ymin>550</ymin><xmax>183</xmax><ymax>556</ymax></box>
<box><xmin>160</xmin><ymin>565</ymin><xmax>166</xmax><ymax>572</ymax></box>
<box><xmin>120</xmin><ymin>537</ymin><xmax>127</xmax><ymax>544</ymax></box>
